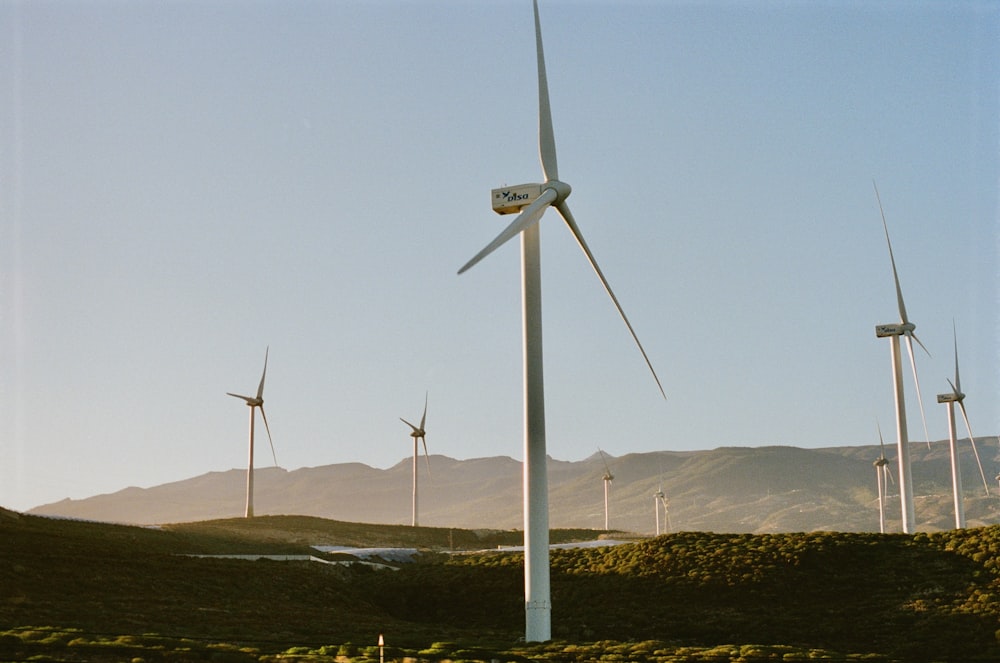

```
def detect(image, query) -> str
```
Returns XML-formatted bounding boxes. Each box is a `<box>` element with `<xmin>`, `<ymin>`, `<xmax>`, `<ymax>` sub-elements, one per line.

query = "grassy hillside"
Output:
<box><xmin>3</xmin><ymin>510</ymin><xmax>1000</xmax><ymax>661</ymax></box>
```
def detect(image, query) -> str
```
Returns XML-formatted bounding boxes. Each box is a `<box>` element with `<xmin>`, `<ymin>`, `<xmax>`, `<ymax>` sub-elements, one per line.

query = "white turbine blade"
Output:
<box><xmin>256</xmin><ymin>346</ymin><xmax>269</xmax><ymax>400</ymax></box>
<box><xmin>877</xmin><ymin>419</ymin><xmax>886</xmax><ymax>457</ymax></box>
<box><xmin>873</xmin><ymin>181</ymin><xmax>909</xmax><ymax>325</ymax></box>
<box><xmin>952</xmin><ymin>321</ymin><xmax>962</xmax><ymax>393</ymax></box>
<box><xmin>458</xmin><ymin>187</ymin><xmax>558</xmax><ymax>275</ymax></box>
<box><xmin>400</xmin><ymin>417</ymin><xmax>419</xmax><ymax>433</ymax></box>
<box><xmin>533</xmin><ymin>0</ymin><xmax>557</xmax><ymax>182</ymax></box>
<box><xmin>904</xmin><ymin>335</ymin><xmax>931</xmax><ymax>448</ymax></box>
<box><xmin>555</xmin><ymin>200</ymin><xmax>666</xmax><ymax>399</ymax></box>
<box><xmin>421</xmin><ymin>437</ymin><xmax>431</xmax><ymax>476</ymax></box>
<box><xmin>227</xmin><ymin>392</ymin><xmax>254</xmax><ymax>404</ymax></box>
<box><xmin>259</xmin><ymin>405</ymin><xmax>277</xmax><ymax>467</ymax></box>
<box><xmin>957</xmin><ymin>399</ymin><xmax>989</xmax><ymax>496</ymax></box>
<box><xmin>419</xmin><ymin>392</ymin><xmax>428</xmax><ymax>430</ymax></box>
<box><xmin>598</xmin><ymin>448</ymin><xmax>611</xmax><ymax>474</ymax></box>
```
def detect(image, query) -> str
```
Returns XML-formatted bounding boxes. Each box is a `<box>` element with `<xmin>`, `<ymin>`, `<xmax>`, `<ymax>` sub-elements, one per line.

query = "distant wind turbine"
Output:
<box><xmin>654</xmin><ymin>484</ymin><xmax>670</xmax><ymax>536</ymax></box>
<box><xmin>457</xmin><ymin>0</ymin><xmax>665</xmax><ymax>643</ymax></box>
<box><xmin>873</xmin><ymin>182</ymin><xmax>931</xmax><ymax>534</ymax></box>
<box><xmin>598</xmin><ymin>449</ymin><xmax>614</xmax><ymax>531</ymax></box>
<box><xmin>227</xmin><ymin>347</ymin><xmax>277</xmax><ymax>519</ymax></box>
<box><xmin>400</xmin><ymin>393</ymin><xmax>430</xmax><ymax>527</ymax></box>
<box><xmin>873</xmin><ymin>421</ymin><xmax>894</xmax><ymax>534</ymax></box>
<box><xmin>936</xmin><ymin>322</ymin><xmax>989</xmax><ymax>529</ymax></box>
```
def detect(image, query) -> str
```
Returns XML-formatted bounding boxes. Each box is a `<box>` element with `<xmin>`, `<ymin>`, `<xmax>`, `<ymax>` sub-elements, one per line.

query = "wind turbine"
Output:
<box><xmin>400</xmin><ymin>393</ymin><xmax>431</xmax><ymax>527</ymax></box>
<box><xmin>936</xmin><ymin>322</ymin><xmax>989</xmax><ymax>529</ymax></box>
<box><xmin>873</xmin><ymin>182</ymin><xmax>931</xmax><ymax>534</ymax></box>
<box><xmin>873</xmin><ymin>421</ymin><xmax>894</xmax><ymax>534</ymax></box>
<box><xmin>598</xmin><ymin>449</ymin><xmax>614</xmax><ymax>531</ymax></box>
<box><xmin>227</xmin><ymin>347</ymin><xmax>277</xmax><ymax>519</ymax></box>
<box><xmin>457</xmin><ymin>0</ymin><xmax>664</xmax><ymax>642</ymax></box>
<box><xmin>654</xmin><ymin>484</ymin><xmax>670</xmax><ymax>536</ymax></box>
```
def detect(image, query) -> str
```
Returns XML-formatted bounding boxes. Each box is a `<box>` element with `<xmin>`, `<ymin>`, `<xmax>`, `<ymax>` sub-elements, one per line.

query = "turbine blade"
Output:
<box><xmin>947</xmin><ymin>378</ymin><xmax>960</xmax><ymax>398</ymax></box>
<box><xmin>227</xmin><ymin>392</ymin><xmax>254</xmax><ymax>403</ymax></box>
<box><xmin>877</xmin><ymin>419</ymin><xmax>886</xmax><ymax>456</ymax></box>
<box><xmin>533</xmin><ymin>0</ymin><xmax>558</xmax><ymax>182</ymax></box>
<box><xmin>910</xmin><ymin>332</ymin><xmax>931</xmax><ymax>358</ymax></box>
<box><xmin>400</xmin><ymin>417</ymin><xmax>419</xmax><ymax>433</ymax></box>
<box><xmin>555</xmin><ymin>200</ymin><xmax>666</xmax><ymax>399</ymax></box>
<box><xmin>420</xmin><ymin>392</ymin><xmax>428</xmax><ymax>430</ymax></box>
<box><xmin>421</xmin><ymin>437</ymin><xmax>431</xmax><ymax>476</ymax></box>
<box><xmin>457</xmin><ymin>187</ymin><xmax>558</xmax><ymax>275</ymax></box>
<box><xmin>957</xmin><ymin>400</ymin><xmax>989</xmax><ymax>496</ymax></box>
<box><xmin>259</xmin><ymin>405</ymin><xmax>277</xmax><ymax>467</ymax></box>
<box><xmin>256</xmin><ymin>347</ymin><xmax>269</xmax><ymax>400</ymax></box>
<box><xmin>874</xmin><ymin>181</ymin><xmax>910</xmax><ymax>325</ymax></box>
<box><xmin>952</xmin><ymin>321</ymin><xmax>962</xmax><ymax>393</ymax></box>
<box><xmin>904</xmin><ymin>334</ymin><xmax>931</xmax><ymax>449</ymax></box>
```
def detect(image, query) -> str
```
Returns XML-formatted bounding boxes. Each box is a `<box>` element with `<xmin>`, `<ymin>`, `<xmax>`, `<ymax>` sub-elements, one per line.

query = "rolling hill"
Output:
<box><xmin>27</xmin><ymin>441</ymin><xmax>1000</xmax><ymax>533</ymax></box>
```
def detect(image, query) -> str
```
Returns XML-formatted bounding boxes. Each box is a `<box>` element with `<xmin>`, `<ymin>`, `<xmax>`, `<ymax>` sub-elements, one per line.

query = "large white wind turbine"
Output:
<box><xmin>936</xmin><ymin>323</ymin><xmax>989</xmax><ymax>529</ymax></box>
<box><xmin>873</xmin><ymin>182</ymin><xmax>931</xmax><ymax>534</ymax></box>
<box><xmin>458</xmin><ymin>0</ymin><xmax>664</xmax><ymax>642</ymax></box>
<box><xmin>873</xmin><ymin>422</ymin><xmax>893</xmax><ymax>534</ymax></box>
<box><xmin>598</xmin><ymin>449</ymin><xmax>614</xmax><ymax>531</ymax></box>
<box><xmin>227</xmin><ymin>347</ymin><xmax>277</xmax><ymax>519</ymax></box>
<box><xmin>400</xmin><ymin>393</ymin><xmax>431</xmax><ymax>527</ymax></box>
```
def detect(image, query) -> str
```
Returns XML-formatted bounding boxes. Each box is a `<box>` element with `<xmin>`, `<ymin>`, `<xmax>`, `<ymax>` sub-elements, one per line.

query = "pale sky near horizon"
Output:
<box><xmin>1</xmin><ymin>0</ymin><xmax>998</xmax><ymax>514</ymax></box>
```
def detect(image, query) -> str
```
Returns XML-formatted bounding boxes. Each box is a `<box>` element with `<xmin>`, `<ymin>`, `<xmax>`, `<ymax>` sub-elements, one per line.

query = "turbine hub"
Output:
<box><xmin>544</xmin><ymin>179</ymin><xmax>571</xmax><ymax>204</ymax></box>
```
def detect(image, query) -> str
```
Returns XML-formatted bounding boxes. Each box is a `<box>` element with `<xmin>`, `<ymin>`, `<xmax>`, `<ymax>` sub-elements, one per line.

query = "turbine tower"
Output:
<box><xmin>458</xmin><ymin>0</ymin><xmax>664</xmax><ymax>642</ymax></box>
<box><xmin>874</xmin><ymin>422</ymin><xmax>893</xmax><ymax>534</ymax></box>
<box><xmin>227</xmin><ymin>347</ymin><xmax>277</xmax><ymax>519</ymax></box>
<box><xmin>936</xmin><ymin>322</ymin><xmax>989</xmax><ymax>529</ymax></box>
<box><xmin>400</xmin><ymin>393</ymin><xmax>431</xmax><ymax>527</ymax></box>
<box><xmin>873</xmin><ymin>182</ymin><xmax>930</xmax><ymax>534</ymax></box>
<box><xmin>598</xmin><ymin>449</ymin><xmax>614</xmax><ymax>531</ymax></box>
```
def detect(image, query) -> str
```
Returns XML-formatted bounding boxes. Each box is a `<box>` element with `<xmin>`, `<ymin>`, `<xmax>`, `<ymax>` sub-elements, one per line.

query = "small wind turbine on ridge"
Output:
<box><xmin>457</xmin><ymin>0</ymin><xmax>665</xmax><ymax>643</ymax></box>
<box><xmin>936</xmin><ymin>322</ymin><xmax>989</xmax><ymax>529</ymax></box>
<box><xmin>400</xmin><ymin>392</ymin><xmax>431</xmax><ymax>527</ymax></box>
<box><xmin>873</xmin><ymin>421</ymin><xmax>894</xmax><ymax>534</ymax></box>
<box><xmin>227</xmin><ymin>347</ymin><xmax>277</xmax><ymax>519</ymax></box>
<box><xmin>598</xmin><ymin>449</ymin><xmax>614</xmax><ymax>531</ymax></box>
<box><xmin>873</xmin><ymin>181</ymin><xmax>931</xmax><ymax>534</ymax></box>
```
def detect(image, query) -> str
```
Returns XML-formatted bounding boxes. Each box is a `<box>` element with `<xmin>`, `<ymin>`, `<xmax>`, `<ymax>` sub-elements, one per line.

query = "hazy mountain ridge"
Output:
<box><xmin>27</xmin><ymin>441</ymin><xmax>1000</xmax><ymax>533</ymax></box>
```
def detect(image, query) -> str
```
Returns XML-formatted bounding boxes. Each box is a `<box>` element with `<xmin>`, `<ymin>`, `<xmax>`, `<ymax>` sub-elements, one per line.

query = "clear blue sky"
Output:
<box><xmin>1</xmin><ymin>0</ymin><xmax>997</xmax><ymax>514</ymax></box>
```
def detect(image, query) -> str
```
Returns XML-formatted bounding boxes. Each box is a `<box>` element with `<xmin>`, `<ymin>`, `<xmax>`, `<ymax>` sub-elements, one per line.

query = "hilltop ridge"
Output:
<box><xmin>26</xmin><ymin>442</ymin><xmax>1000</xmax><ymax>533</ymax></box>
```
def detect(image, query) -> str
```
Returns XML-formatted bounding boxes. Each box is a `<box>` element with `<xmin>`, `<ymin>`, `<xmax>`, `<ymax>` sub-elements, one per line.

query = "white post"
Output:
<box><xmin>522</xmin><ymin>223</ymin><xmax>550</xmax><ymax>643</ymax></box>
<box><xmin>412</xmin><ymin>438</ymin><xmax>418</xmax><ymax>527</ymax></box>
<box><xmin>875</xmin><ymin>465</ymin><xmax>885</xmax><ymax>534</ymax></box>
<box><xmin>246</xmin><ymin>407</ymin><xmax>255</xmax><ymax>518</ymax></box>
<box><xmin>946</xmin><ymin>401</ymin><xmax>965</xmax><ymax>529</ymax></box>
<box><xmin>890</xmin><ymin>335</ymin><xmax>915</xmax><ymax>533</ymax></box>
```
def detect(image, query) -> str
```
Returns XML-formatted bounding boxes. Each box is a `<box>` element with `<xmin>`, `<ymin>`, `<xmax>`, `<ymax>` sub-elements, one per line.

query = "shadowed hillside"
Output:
<box><xmin>27</xmin><ymin>442</ymin><xmax>1000</xmax><ymax>533</ymax></box>
<box><xmin>3</xmin><ymin>513</ymin><xmax>1000</xmax><ymax>661</ymax></box>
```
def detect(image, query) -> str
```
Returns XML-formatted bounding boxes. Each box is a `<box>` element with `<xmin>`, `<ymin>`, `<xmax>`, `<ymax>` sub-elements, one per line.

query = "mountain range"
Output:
<box><xmin>27</xmin><ymin>441</ymin><xmax>1000</xmax><ymax>533</ymax></box>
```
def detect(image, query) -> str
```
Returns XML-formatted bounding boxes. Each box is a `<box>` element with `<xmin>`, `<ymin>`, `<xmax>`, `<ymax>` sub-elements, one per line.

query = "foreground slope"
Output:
<box><xmin>3</xmin><ymin>512</ymin><xmax>1000</xmax><ymax>661</ymax></box>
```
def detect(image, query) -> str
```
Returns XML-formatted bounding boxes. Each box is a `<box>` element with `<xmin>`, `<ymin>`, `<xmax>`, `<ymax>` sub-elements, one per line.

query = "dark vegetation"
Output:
<box><xmin>3</xmin><ymin>507</ymin><xmax>1000</xmax><ymax>661</ymax></box>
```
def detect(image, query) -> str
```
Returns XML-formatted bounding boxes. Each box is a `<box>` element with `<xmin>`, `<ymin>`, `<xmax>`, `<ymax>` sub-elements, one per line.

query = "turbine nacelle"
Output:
<box><xmin>492</xmin><ymin>183</ymin><xmax>544</xmax><ymax>215</ymax></box>
<box><xmin>937</xmin><ymin>391</ymin><xmax>963</xmax><ymax>404</ymax></box>
<box><xmin>491</xmin><ymin>180</ymin><xmax>572</xmax><ymax>215</ymax></box>
<box><xmin>228</xmin><ymin>393</ymin><xmax>263</xmax><ymax>407</ymax></box>
<box><xmin>874</xmin><ymin>322</ymin><xmax>915</xmax><ymax>338</ymax></box>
